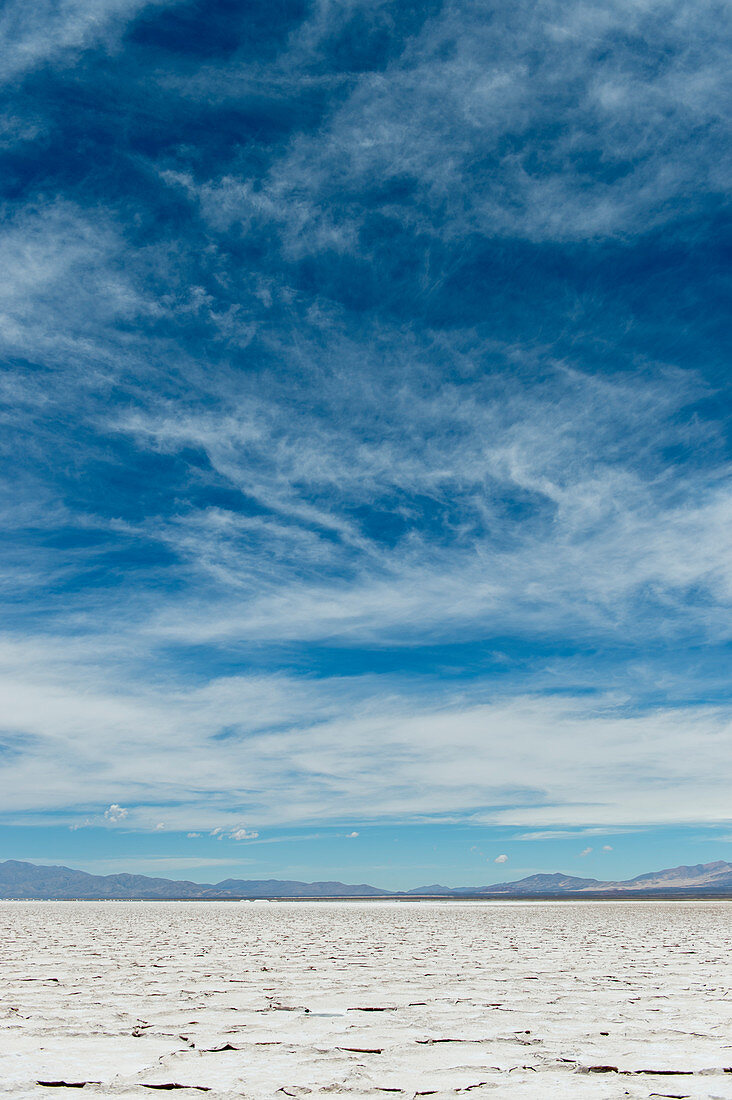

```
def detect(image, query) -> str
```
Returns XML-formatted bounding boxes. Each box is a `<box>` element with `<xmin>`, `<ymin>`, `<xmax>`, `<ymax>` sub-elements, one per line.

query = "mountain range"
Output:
<box><xmin>1</xmin><ymin>859</ymin><xmax>732</xmax><ymax>899</ymax></box>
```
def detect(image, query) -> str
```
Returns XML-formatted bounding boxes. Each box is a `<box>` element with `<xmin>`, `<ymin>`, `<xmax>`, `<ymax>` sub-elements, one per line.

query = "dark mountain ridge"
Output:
<box><xmin>0</xmin><ymin>861</ymin><xmax>389</xmax><ymax>899</ymax></box>
<box><xmin>1</xmin><ymin>859</ymin><xmax>732</xmax><ymax>899</ymax></box>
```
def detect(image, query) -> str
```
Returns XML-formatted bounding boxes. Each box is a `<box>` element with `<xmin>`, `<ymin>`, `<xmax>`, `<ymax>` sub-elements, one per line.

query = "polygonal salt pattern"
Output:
<box><xmin>1</xmin><ymin>900</ymin><xmax>731</xmax><ymax>1098</ymax></box>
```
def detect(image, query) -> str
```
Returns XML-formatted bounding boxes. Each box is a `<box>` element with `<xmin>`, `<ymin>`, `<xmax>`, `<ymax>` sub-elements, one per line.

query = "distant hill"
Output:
<box><xmin>411</xmin><ymin>861</ymin><xmax>732</xmax><ymax>897</ymax></box>
<box><xmin>407</xmin><ymin>873</ymin><xmax>608</xmax><ymax>896</ymax></box>
<box><xmin>618</xmin><ymin>860</ymin><xmax>732</xmax><ymax>892</ymax></box>
<box><xmin>0</xmin><ymin>861</ymin><xmax>390</xmax><ymax>900</ymax></box>
<box><xmin>1</xmin><ymin>858</ymin><xmax>731</xmax><ymax>900</ymax></box>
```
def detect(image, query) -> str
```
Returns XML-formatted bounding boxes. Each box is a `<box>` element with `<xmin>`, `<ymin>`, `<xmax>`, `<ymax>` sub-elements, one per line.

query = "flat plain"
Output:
<box><xmin>1</xmin><ymin>900</ymin><xmax>731</xmax><ymax>1099</ymax></box>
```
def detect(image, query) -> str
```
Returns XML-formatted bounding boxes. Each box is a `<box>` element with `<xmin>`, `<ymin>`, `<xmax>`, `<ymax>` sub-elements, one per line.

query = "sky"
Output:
<box><xmin>0</xmin><ymin>0</ymin><xmax>731</xmax><ymax>890</ymax></box>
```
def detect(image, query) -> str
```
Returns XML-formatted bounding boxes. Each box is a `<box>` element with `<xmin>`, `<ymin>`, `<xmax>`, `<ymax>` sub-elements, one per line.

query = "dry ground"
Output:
<box><xmin>1</xmin><ymin>900</ymin><xmax>731</xmax><ymax>1098</ymax></box>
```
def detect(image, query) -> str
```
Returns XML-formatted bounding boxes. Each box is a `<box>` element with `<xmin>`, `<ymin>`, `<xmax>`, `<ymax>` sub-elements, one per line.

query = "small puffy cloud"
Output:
<box><xmin>104</xmin><ymin>803</ymin><xmax>128</xmax><ymax>823</ymax></box>
<box><xmin>580</xmin><ymin>847</ymin><xmax>593</xmax><ymax>856</ymax></box>
<box><xmin>211</xmin><ymin>825</ymin><xmax>258</xmax><ymax>840</ymax></box>
<box><xmin>187</xmin><ymin>832</ymin><xmax>201</xmax><ymax>838</ymax></box>
<box><xmin>346</xmin><ymin>831</ymin><xmax>359</xmax><ymax>838</ymax></box>
<box><xmin>602</xmin><ymin>844</ymin><xmax>613</xmax><ymax>851</ymax></box>
<box><xmin>494</xmin><ymin>854</ymin><xmax>508</xmax><ymax>864</ymax></box>
<box><xmin>69</xmin><ymin>818</ymin><xmax>92</xmax><ymax>831</ymax></box>
<box><xmin>154</xmin><ymin>822</ymin><xmax>165</xmax><ymax>831</ymax></box>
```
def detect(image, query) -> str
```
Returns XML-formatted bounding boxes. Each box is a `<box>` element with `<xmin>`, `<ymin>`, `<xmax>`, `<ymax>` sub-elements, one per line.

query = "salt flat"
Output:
<box><xmin>1</xmin><ymin>900</ymin><xmax>731</xmax><ymax>1099</ymax></box>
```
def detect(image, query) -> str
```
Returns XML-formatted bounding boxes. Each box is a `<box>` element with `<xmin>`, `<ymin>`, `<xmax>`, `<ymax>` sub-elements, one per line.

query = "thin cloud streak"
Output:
<box><xmin>0</xmin><ymin>635</ymin><xmax>730</xmax><ymax>830</ymax></box>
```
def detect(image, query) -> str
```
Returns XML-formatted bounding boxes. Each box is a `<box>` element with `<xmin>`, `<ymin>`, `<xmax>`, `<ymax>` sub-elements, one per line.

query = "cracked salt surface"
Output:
<box><xmin>1</xmin><ymin>900</ymin><xmax>731</xmax><ymax>1098</ymax></box>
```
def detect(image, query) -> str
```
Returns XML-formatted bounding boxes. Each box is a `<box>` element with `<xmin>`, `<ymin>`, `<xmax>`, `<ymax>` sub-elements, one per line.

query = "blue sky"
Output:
<box><xmin>1</xmin><ymin>0</ymin><xmax>731</xmax><ymax>889</ymax></box>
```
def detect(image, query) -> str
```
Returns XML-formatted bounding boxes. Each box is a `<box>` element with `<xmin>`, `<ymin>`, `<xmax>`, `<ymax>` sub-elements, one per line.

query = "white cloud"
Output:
<box><xmin>346</xmin><ymin>831</ymin><xmax>359</xmax><ymax>838</ymax></box>
<box><xmin>114</xmin><ymin>362</ymin><xmax>732</xmax><ymax>655</ymax></box>
<box><xmin>1</xmin><ymin>637</ymin><xmax>732</xmax><ymax>832</ymax></box>
<box><xmin>1</xmin><ymin>0</ymin><xmax>729</xmax><ymax>853</ymax></box>
<box><xmin>602</xmin><ymin>845</ymin><xmax>613</xmax><ymax>851</ymax></box>
<box><xmin>182</xmin><ymin>0</ymin><xmax>731</xmax><ymax>253</ymax></box>
<box><xmin>0</xmin><ymin>0</ymin><xmax>169</xmax><ymax>84</ymax></box>
<box><xmin>494</xmin><ymin>854</ymin><xmax>509</xmax><ymax>864</ymax></box>
<box><xmin>514</xmin><ymin>828</ymin><xmax>637</xmax><ymax>840</ymax></box>
<box><xmin>580</xmin><ymin>847</ymin><xmax>593</xmax><ymax>856</ymax></box>
<box><xmin>104</xmin><ymin>803</ymin><xmax>128</xmax><ymax>823</ymax></box>
<box><xmin>211</xmin><ymin>825</ymin><xmax>259</xmax><ymax>841</ymax></box>
<box><xmin>228</xmin><ymin>828</ymin><xmax>259</xmax><ymax>841</ymax></box>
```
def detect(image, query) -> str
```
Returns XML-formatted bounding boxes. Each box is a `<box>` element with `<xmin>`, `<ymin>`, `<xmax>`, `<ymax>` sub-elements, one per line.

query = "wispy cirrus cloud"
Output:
<box><xmin>109</xmin><ymin>361</ymin><xmax>732</xmax><ymax>649</ymax></box>
<box><xmin>0</xmin><ymin>0</ymin><xmax>730</xmax><ymax>865</ymax></box>
<box><xmin>180</xmin><ymin>0</ymin><xmax>731</xmax><ymax>254</ymax></box>
<box><xmin>1</xmin><ymin>633</ymin><xmax>731</xmax><ymax>831</ymax></box>
<box><xmin>0</xmin><ymin>0</ymin><xmax>173</xmax><ymax>84</ymax></box>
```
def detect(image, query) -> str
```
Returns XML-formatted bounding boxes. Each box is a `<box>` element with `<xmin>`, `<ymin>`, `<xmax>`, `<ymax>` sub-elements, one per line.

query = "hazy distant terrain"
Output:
<box><xmin>2</xmin><ymin>859</ymin><xmax>731</xmax><ymax>899</ymax></box>
<box><xmin>2</xmin><ymin>900</ymin><xmax>731</xmax><ymax>1098</ymax></box>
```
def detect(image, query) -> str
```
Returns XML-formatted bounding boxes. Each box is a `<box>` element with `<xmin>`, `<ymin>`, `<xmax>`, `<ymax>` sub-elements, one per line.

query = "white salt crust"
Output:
<box><xmin>1</xmin><ymin>899</ymin><xmax>731</xmax><ymax>1098</ymax></box>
